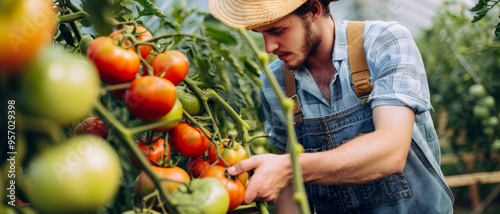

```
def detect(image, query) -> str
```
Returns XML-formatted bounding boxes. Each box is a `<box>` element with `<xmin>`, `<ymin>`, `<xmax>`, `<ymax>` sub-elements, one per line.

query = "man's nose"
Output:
<box><xmin>263</xmin><ymin>36</ymin><xmax>278</xmax><ymax>54</ymax></box>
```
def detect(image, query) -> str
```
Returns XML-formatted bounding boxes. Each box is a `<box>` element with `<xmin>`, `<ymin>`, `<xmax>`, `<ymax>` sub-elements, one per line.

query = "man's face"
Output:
<box><xmin>253</xmin><ymin>13</ymin><xmax>321</xmax><ymax>69</ymax></box>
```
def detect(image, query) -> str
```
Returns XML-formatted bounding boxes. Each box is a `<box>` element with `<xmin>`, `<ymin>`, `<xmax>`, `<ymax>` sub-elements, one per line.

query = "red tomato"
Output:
<box><xmin>74</xmin><ymin>116</ymin><xmax>109</xmax><ymax>140</ymax></box>
<box><xmin>129</xmin><ymin>136</ymin><xmax>170</xmax><ymax>169</ymax></box>
<box><xmin>200</xmin><ymin>165</ymin><xmax>245</xmax><ymax>211</ymax></box>
<box><xmin>142</xmin><ymin>98</ymin><xmax>183</xmax><ymax>132</ymax></box>
<box><xmin>125</xmin><ymin>76</ymin><xmax>177</xmax><ymax>120</ymax></box>
<box><xmin>187</xmin><ymin>156</ymin><xmax>211</xmax><ymax>178</ymax></box>
<box><xmin>0</xmin><ymin>0</ymin><xmax>56</xmax><ymax>73</ymax></box>
<box><xmin>109</xmin><ymin>25</ymin><xmax>153</xmax><ymax>59</ymax></box>
<box><xmin>134</xmin><ymin>165</ymin><xmax>190</xmax><ymax>199</ymax></box>
<box><xmin>168</xmin><ymin>122</ymin><xmax>210</xmax><ymax>157</ymax></box>
<box><xmin>86</xmin><ymin>36</ymin><xmax>140</xmax><ymax>85</ymax></box>
<box><xmin>208</xmin><ymin>138</ymin><xmax>249</xmax><ymax>167</ymax></box>
<box><xmin>149</xmin><ymin>50</ymin><xmax>189</xmax><ymax>85</ymax></box>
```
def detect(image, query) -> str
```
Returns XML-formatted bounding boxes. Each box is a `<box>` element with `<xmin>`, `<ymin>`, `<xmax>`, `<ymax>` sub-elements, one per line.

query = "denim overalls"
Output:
<box><xmin>291</xmin><ymin>66</ymin><xmax>454</xmax><ymax>213</ymax></box>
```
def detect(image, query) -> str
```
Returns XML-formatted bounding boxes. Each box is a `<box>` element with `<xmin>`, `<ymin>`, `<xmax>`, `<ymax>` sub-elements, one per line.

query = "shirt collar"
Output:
<box><xmin>332</xmin><ymin>17</ymin><xmax>348</xmax><ymax>61</ymax></box>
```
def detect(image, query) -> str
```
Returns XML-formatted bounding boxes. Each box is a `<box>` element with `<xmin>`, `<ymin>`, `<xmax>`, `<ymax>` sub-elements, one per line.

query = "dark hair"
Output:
<box><xmin>294</xmin><ymin>0</ymin><xmax>332</xmax><ymax>16</ymax></box>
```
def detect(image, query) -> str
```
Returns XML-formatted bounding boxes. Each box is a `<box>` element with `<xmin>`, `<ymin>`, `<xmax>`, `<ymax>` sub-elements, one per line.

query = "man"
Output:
<box><xmin>209</xmin><ymin>0</ymin><xmax>454</xmax><ymax>213</ymax></box>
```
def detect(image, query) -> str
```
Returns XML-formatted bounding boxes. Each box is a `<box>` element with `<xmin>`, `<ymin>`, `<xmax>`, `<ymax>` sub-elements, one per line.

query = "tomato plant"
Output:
<box><xmin>168</xmin><ymin>122</ymin><xmax>211</xmax><ymax>157</ymax></box>
<box><xmin>18</xmin><ymin>135</ymin><xmax>122</xmax><ymax>214</ymax></box>
<box><xmin>74</xmin><ymin>116</ymin><xmax>109</xmax><ymax>140</ymax></box>
<box><xmin>109</xmin><ymin>25</ymin><xmax>154</xmax><ymax>59</ymax></box>
<box><xmin>129</xmin><ymin>136</ymin><xmax>170</xmax><ymax>169</ymax></box>
<box><xmin>0</xmin><ymin>0</ymin><xmax>55</xmax><ymax>73</ymax></box>
<box><xmin>125</xmin><ymin>76</ymin><xmax>177</xmax><ymax>120</ymax></box>
<box><xmin>134</xmin><ymin>165</ymin><xmax>190</xmax><ymax>198</ymax></box>
<box><xmin>2</xmin><ymin>1</ymin><xmax>269</xmax><ymax>213</ymax></box>
<box><xmin>149</xmin><ymin>50</ymin><xmax>189</xmax><ymax>86</ymax></box>
<box><xmin>170</xmin><ymin>177</ymin><xmax>230</xmax><ymax>214</ymax></box>
<box><xmin>208</xmin><ymin>138</ymin><xmax>249</xmax><ymax>167</ymax></box>
<box><xmin>86</xmin><ymin>36</ymin><xmax>140</xmax><ymax>85</ymax></box>
<box><xmin>143</xmin><ymin>98</ymin><xmax>183</xmax><ymax>132</ymax></box>
<box><xmin>200</xmin><ymin>165</ymin><xmax>245</xmax><ymax>211</ymax></box>
<box><xmin>19</xmin><ymin>47</ymin><xmax>100</xmax><ymax>125</ymax></box>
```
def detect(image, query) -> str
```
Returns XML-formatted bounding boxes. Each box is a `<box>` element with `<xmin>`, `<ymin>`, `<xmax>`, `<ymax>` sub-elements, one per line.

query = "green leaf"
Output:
<box><xmin>135</xmin><ymin>0</ymin><xmax>166</xmax><ymax>18</ymax></box>
<box><xmin>204</xmin><ymin>15</ymin><xmax>238</xmax><ymax>45</ymax></box>
<box><xmin>243</xmin><ymin>120</ymin><xmax>257</xmax><ymax>131</ymax></box>
<box><xmin>214</xmin><ymin>45</ymin><xmax>245</xmax><ymax>77</ymax></box>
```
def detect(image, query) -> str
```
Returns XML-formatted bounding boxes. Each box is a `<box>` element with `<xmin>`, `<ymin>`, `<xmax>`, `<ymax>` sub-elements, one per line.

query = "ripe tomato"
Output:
<box><xmin>177</xmin><ymin>89</ymin><xmax>203</xmax><ymax>116</ymax></box>
<box><xmin>200</xmin><ymin>165</ymin><xmax>245</xmax><ymax>211</ymax></box>
<box><xmin>74</xmin><ymin>116</ymin><xmax>109</xmax><ymax>140</ymax></box>
<box><xmin>134</xmin><ymin>165</ymin><xmax>190</xmax><ymax>198</ymax></box>
<box><xmin>125</xmin><ymin>76</ymin><xmax>177</xmax><ymax>120</ymax></box>
<box><xmin>143</xmin><ymin>98</ymin><xmax>183</xmax><ymax>132</ymax></box>
<box><xmin>168</xmin><ymin>122</ymin><xmax>210</xmax><ymax>157</ymax></box>
<box><xmin>19</xmin><ymin>47</ymin><xmax>100</xmax><ymax>125</ymax></box>
<box><xmin>149</xmin><ymin>50</ymin><xmax>189</xmax><ymax>86</ymax></box>
<box><xmin>171</xmin><ymin>177</ymin><xmax>230</xmax><ymax>214</ymax></box>
<box><xmin>208</xmin><ymin>138</ymin><xmax>249</xmax><ymax>167</ymax></box>
<box><xmin>129</xmin><ymin>136</ymin><xmax>170</xmax><ymax>169</ymax></box>
<box><xmin>187</xmin><ymin>156</ymin><xmax>211</xmax><ymax>178</ymax></box>
<box><xmin>19</xmin><ymin>135</ymin><xmax>122</xmax><ymax>213</ymax></box>
<box><xmin>109</xmin><ymin>25</ymin><xmax>153</xmax><ymax>59</ymax></box>
<box><xmin>86</xmin><ymin>36</ymin><xmax>140</xmax><ymax>85</ymax></box>
<box><xmin>0</xmin><ymin>0</ymin><xmax>56</xmax><ymax>73</ymax></box>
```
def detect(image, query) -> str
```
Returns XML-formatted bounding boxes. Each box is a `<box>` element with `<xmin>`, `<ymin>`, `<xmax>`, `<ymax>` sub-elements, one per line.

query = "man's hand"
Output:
<box><xmin>227</xmin><ymin>153</ymin><xmax>293</xmax><ymax>204</ymax></box>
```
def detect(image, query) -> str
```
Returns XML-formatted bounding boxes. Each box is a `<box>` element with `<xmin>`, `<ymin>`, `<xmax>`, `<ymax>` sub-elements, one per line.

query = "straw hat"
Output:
<box><xmin>208</xmin><ymin>0</ymin><xmax>338</xmax><ymax>30</ymax></box>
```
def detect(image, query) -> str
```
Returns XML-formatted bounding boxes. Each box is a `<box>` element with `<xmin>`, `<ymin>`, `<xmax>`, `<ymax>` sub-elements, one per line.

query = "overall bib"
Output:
<box><xmin>292</xmin><ymin>67</ymin><xmax>454</xmax><ymax>213</ymax></box>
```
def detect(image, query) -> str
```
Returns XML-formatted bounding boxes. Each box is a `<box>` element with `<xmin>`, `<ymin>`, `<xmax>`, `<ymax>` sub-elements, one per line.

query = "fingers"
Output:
<box><xmin>227</xmin><ymin>155</ymin><xmax>259</xmax><ymax>176</ymax></box>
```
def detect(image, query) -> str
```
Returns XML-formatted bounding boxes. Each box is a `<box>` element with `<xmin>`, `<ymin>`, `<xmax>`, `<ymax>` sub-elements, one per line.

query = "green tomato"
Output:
<box><xmin>177</xmin><ymin>89</ymin><xmax>203</xmax><ymax>116</ymax></box>
<box><xmin>468</xmin><ymin>83</ymin><xmax>486</xmax><ymax>98</ymax></box>
<box><xmin>171</xmin><ymin>177</ymin><xmax>230</xmax><ymax>214</ymax></box>
<box><xmin>19</xmin><ymin>47</ymin><xmax>100</xmax><ymax>125</ymax></box>
<box><xmin>482</xmin><ymin>96</ymin><xmax>496</xmax><ymax>108</ymax></box>
<box><xmin>143</xmin><ymin>98</ymin><xmax>184</xmax><ymax>132</ymax></box>
<box><xmin>19</xmin><ymin>135</ymin><xmax>122</xmax><ymax>214</ymax></box>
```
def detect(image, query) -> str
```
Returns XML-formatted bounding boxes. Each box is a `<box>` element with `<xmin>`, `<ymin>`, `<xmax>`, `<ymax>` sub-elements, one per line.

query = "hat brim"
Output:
<box><xmin>208</xmin><ymin>0</ymin><xmax>308</xmax><ymax>30</ymax></box>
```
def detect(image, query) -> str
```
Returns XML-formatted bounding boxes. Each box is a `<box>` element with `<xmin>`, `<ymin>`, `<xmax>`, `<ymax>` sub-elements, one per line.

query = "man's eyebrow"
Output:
<box><xmin>252</xmin><ymin>26</ymin><xmax>283</xmax><ymax>33</ymax></box>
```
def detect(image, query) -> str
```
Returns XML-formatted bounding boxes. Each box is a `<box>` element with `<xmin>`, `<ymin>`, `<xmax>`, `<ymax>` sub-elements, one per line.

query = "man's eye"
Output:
<box><xmin>271</xmin><ymin>29</ymin><xmax>284</xmax><ymax>35</ymax></box>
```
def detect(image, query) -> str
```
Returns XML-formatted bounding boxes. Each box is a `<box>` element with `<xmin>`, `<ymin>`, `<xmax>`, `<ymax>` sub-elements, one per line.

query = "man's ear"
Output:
<box><xmin>310</xmin><ymin>0</ymin><xmax>322</xmax><ymax>20</ymax></box>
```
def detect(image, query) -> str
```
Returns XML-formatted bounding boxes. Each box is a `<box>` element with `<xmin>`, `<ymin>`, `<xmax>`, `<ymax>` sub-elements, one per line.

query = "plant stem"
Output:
<box><xmin>93</xmin><ymin>101</ymin><xmax>180</xmax><ymax>214</ymax></box>
<box><xmin>237</xmin><ymin>27</ymin><xmax>311</xmax><ymax>214</ymax></box>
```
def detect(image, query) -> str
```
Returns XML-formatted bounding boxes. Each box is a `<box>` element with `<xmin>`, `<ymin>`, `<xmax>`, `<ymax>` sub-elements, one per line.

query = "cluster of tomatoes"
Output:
<box><xmin>1</xmin><ymin>1</ymin><xmax>254</xmax><ymax>213</ymax></box>
<box><xmin>82</xmin><ymin>25</ymin><xmax>250</xmax><ymax>213</ymax></box>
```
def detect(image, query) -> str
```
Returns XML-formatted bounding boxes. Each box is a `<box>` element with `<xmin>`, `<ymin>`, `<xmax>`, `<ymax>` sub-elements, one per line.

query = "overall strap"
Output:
<box><xmin>284</xmin><ymin>21</ymin><xmax>373</xmax><ymax>123</ymax></box>
<box><xmin>347</xmin><ymin>21</ymin><xmax>373</xmax><ymax>104</ymax></box>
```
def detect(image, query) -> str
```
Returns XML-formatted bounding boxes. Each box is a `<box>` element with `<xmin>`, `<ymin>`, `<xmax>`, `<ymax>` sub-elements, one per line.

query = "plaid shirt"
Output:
<box><xmin>261</xmin><ymin>18</ymin><xmax>434</xmax><ymax>151</ymax></box>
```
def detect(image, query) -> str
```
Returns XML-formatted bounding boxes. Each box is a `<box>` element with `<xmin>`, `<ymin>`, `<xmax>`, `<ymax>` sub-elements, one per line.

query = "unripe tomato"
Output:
<box><xmin>168</xmin><ymin>122</ymin><xmax>211</xmax><ymax>157</ymax></box>
<box><xmin>109</xmin><ymin>25</ymin><xmax>153</xmax><ymax>59</ymax></box>
<box><xmin>150</xmin><ymin>50</ymin><xmax>189</xmax><ymax>85</ymax></box>
<box><xmin>468</xmin><ymin>83</ymin><xmax>487</xmax><ymax>98</ymax></box>
<box><xmin>125</xmin><ymin>76</ymin><xmax>177</xmax><ymax>120</ymax></box>
<box><xmin>134</xmin><ymin>165</ymin><xmax>190</xmax><ymax>198</ymax></box>
<box><xmin>200</xmin><ymin>165</ymin><xmax>246</xmax><ymax>211</ymax></box>
<box><xmin>129</xmin><ymin>136</ymin><xmax>170</xmax><ymax>169</ymax></box>
<box><xmin>86</xmin><ymin>36</ymin><xmax>140</xmax><ymax>85</ymax></box>
<box><xmin>171</xmin><ymin>177</ymin><xmax>230</xmax><ymax>214</ymax></box>
<box><xmin>143</xmin><ymin>98</ymin><xmax>184</xmax><ymax>132</ymax></box>
<box><xmin>19</xmin><ymin>135</ymin><xmax>122</xmax><ymax>214</ymax></box>
<box><xmin>208</xmin><ymin>138</ymin><xmax>249</xmax><ymax>167</ymax></box>
<box><xmin>0</xmin><ymin>0</ymin><xmax>56</xmax><ymax>73</ymax></box>
<box><xmin>177</xmin><ymin>89</ymin><xmax>203</xmax><ymax>116</ymax></box>
<box><xmin>19</xmin><ymin>47</ymin><xmax>100</xmax><ymax>125</ymax></box>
